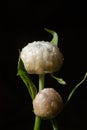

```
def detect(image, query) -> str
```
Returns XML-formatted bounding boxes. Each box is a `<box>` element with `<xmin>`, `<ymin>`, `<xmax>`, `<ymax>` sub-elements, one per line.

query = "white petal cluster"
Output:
<box><xmin>33</xmin><ymin>88</ymin><xmax>63</xmax><ymax>119</ymax></box>
<box><xmin>20</xmin><ymin>41</ymin><xmax>63</xmax><ymax>74</ymax></box>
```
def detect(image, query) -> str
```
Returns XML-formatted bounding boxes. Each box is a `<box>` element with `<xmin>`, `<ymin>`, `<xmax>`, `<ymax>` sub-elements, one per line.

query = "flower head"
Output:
<box><xmin>33</xmin><ymin>88</ymin><xmax>63</xmax><ymax>119</ymax></box>
<box><xmin>20</xmin><ymin>41</ymin><xmax>63</xmax><ymax>74</ymax></box>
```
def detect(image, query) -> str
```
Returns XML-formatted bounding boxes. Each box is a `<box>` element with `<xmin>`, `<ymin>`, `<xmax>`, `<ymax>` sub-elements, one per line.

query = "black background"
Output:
<box><xmin>0</xmin><ymin>1</ymin><xmax>87</xmax><ymax>130</ymax></box>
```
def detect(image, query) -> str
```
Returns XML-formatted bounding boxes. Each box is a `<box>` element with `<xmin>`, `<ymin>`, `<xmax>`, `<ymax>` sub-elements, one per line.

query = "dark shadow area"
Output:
<box><xmin>0</xmin><ymin>1</ymin><xmax>87</xmax><ymax>130</ymax></box>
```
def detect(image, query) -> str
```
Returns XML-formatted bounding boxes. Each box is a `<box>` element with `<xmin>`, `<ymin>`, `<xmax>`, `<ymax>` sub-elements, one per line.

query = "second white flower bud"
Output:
<box><xmin>33</xmin><ymin>88</ymin><xmax>63</xmax><ymax>119</ymax></box>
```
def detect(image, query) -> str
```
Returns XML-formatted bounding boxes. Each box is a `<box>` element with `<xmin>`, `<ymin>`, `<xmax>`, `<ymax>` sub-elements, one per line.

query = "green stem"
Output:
<box><xmin>34</xmin><ymin>74</ymin><xmax>45</xmax><ymax>130</ymax></box>
<box><xmin>39</xmin><ymin>74</ymin><xmax>45</xmax><ymax>91</ymax></box>
<box><xmin>51</xmin><ymin>119</ymin><xmax>59</xmax><ymax>130</ymax></box>
<box><xmin>34</xmin><ymin>116</ymin><xmax>41</xmax><ymax>130</ymax></box>
<box><xmin>66</xmin><ymin>72</ymin><xmax>87</xmax><ymax>104</ymax></box>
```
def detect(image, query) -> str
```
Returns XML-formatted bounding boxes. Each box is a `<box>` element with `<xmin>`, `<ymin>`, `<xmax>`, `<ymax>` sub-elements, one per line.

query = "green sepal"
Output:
<box><xmin>17</xmin><ymin>56</ymin><xmax>37</xmax><ymax>100</ymax></box>
<box><xmin>44</xmin><ymin>28</ymin><xmax>58</xmax><ymax>46</ymax></box>
<box><xmin>66</xmin><ymin>72</ymin><xmax>87</xmax><ymax>104</ymax></box>
<box><xmin>51</xmin><ymin>74</ymin><xmax>66</xmax><ymax>85</ymax></box>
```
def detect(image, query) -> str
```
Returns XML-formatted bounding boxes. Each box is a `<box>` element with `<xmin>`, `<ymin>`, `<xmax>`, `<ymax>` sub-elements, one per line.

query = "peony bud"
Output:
<box><xmin>33</xmin><ymin>88</ymin><xmax>63</xmax><ymax>119</ymax></box>
<box><xmin>20</xmin><ymin>41</ymin><xmax>64</xmax><ymax>74</ymax></box>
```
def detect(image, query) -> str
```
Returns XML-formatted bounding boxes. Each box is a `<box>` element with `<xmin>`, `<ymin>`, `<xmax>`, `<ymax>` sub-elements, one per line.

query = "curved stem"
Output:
<box><xmin>34</xmin><ymin>74</ymin><xmax>45</xmax><ymax>130</ymax></box>
<box><xmin>66</xmin><ymin>72</ymin><xmax>87</xmax><ymax>104</ymax></box>
<box><xmin>51</xmin><ymin>119</ymin><xmax>59</xmax><ymax>130</ymax></box>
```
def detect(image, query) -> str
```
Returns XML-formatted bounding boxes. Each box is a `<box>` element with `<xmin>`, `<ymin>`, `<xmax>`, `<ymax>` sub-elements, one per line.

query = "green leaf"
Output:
<box><xmin>44</xmin><ymin>28</ymin><xmax>58</xmax><ymax>46</ymax></box>
<box><xmin>17</xmin><ymin>56</ymin><xmax>37</xmax><ymax>100</ymax></box>
<box><xmin>66</xmin><ymin>72</ymin><xmax>87</xmax><ymax>104</ymax></box>
<box><xmin>51</xmin><ymin>74</ymin><xmax>66</xmax><ymax>85</ymax></box>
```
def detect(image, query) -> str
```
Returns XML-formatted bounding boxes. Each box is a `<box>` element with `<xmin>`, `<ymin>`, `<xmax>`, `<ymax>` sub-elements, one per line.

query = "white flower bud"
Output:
<box><xmin>33</xmin><ymin>88</ymin><xmax>63</xmax><ymax>119</ymax></box>
<box><xmin>20</xmin><ymin>41</ymin><xmax>64</xmax><ymax>74</ymax></box>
